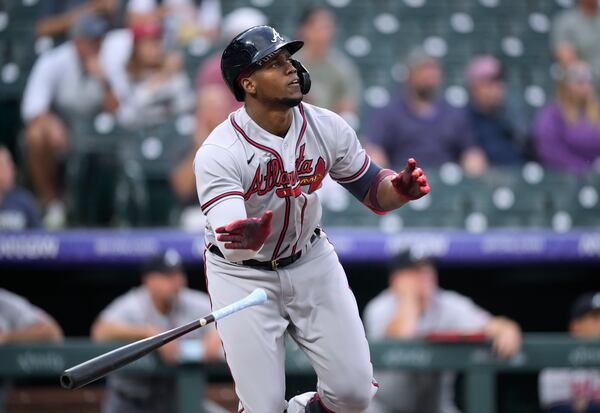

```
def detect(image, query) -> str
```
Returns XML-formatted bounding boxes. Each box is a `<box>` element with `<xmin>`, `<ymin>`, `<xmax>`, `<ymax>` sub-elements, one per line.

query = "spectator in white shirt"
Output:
<box><xmin>21</xmin><ymin>13</ymin><xmax>118</xmax><ymax>229</ymax></box>
<box><xmin>112</xmin><ymin>21</ymin><xmax>195</xmax><ymax>129</ymax></box>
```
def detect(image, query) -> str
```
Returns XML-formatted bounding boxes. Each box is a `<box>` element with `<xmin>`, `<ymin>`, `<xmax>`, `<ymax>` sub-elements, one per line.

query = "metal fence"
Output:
<box><xmin>1</xmin><ymin>335</ymin><xmax>599</xmax><ymax>413</ymax></box>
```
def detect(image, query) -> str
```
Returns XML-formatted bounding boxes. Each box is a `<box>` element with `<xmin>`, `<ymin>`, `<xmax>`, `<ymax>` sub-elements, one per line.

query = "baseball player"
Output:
<box><xmin>194</xmin><ymin>25</ymin><xmax>430</xmax><ymax>413</ymax></box>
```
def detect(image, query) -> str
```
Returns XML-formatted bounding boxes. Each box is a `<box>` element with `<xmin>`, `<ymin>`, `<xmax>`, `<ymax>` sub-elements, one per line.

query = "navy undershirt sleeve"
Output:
<box><xmin>339</xmin><ymin>162</ymin><xmax>382</xmax><ymax>202</ymax></box>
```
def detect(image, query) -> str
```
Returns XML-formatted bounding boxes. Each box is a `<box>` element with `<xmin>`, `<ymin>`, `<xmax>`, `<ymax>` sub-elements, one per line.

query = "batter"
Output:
<box><xmin>194</xmin><ymin>25</ymin><xmax>430</xmax><ymax>413</ymax></box>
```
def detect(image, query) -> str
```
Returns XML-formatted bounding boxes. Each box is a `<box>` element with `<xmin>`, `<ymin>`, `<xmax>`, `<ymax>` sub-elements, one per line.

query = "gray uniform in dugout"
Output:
<box><xmin>97</xmin><ymin>286</ymin><xmax>222</xmax><ymax>413</ymax></box>
<box><xmin>363</xmin><ymin>289</ymin><xmax>490</xmax><ymax>413</ymax></box>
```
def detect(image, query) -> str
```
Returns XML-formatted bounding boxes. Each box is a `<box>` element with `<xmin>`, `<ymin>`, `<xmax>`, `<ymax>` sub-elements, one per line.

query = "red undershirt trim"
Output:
<box><xmin>366</xmin><ymin>169</ymin><xmax>396</xmax><ymax>215</ymax></box>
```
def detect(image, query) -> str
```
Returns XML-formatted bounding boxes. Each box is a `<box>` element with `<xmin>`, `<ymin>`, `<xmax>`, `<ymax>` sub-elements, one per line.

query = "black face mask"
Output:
<box><xmin>414</xmin><ymin>86</ymin><xmax>437</xmax><ymax>101</ymax></box>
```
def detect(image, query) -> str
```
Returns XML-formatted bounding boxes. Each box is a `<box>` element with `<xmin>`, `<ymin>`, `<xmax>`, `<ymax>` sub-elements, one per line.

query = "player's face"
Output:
<box><xmin>247</xmin><ymin>50</ymin><xmax>303</xmax><ymax>107</ymax></box>
<box><xmin>571</xmin><ymin>310</ymin><xmax>600</xmax><ymax>338</ymax></box>
<box><xmin>145</xmin><ymin>271</ymin><xmax>187</xmax><ymax>305</ymax></box>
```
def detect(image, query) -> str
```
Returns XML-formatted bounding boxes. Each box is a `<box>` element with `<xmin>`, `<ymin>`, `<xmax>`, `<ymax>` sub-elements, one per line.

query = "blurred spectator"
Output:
<box><xmin>363</xmin><ymin>251</ymin><xmax>521</xmax><ymax>413</ymax></box>
<box><xmin>0</xmin><ymin>146</ymin><xmax>41</xmax><ymax>230</ymax></box>
<box><xmin>170</xmin><ymin>84</ymin><xmax>230</xmax><ymax>205</ymax></box>
<box><xmin>110</xmin><ymin>22</ymin><xmax>195</xmax><ymax>129</ymax></box>
<box><xmin>539</xmin><ymin>292</ymin><xmax>600</xmax><ymax>413</ymax></box>
<box><xmin>294</xmin><ymin>6</ymin><xmax>362</xmax><ymax>125</ymax></box>
<box><xmin>195</xmin><ymin>7</ymin><xmax>267</xmax><ymax>116</ymax></box>
<box><xmin>127</xmin><ymin>0</ymin><xmax>221</xmax><ymax>47</ymax></box>
<box><xmin>91</xmin><ymin>249</ymin><xmax>224</xmax><ymax>413</ymax></box>
<box><xmin>366</xmin><ymin>48</ymin><xmax>487</xmax><ymax>175</ymax></box>
<box><xmin>465</xmin><ymin>55</ymin><xmax>529</xmax><ymax>166</ymax></box>
<box><xmin>172</xmin><ymin>7</ymin><xmax>267</xmax><ymax>206</ymax></box>
<box><xmin>36</xmin><ymin>0</ymin><xmax>120</xmax><ymax>43</ymax></box>
<box><xmin>552</xmin><ymin>0</ymin><xmax>600</xmax><ymax>78</ymax></box>
<box><xmin>22</xmin><ymin>13</ymin><xmax>118</xmax><ymax>229</ymax></box>
<box><xmin>533</xmin><ymin>61</ymin><xmax>600</xmax><ymax>175</ymax></box>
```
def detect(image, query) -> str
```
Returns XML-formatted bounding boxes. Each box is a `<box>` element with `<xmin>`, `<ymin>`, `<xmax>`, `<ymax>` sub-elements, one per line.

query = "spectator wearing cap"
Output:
<box><xmin>0</xmin><ymin>146</ymin><xmax>41</xmax><ymax>231</ymax></box>
<box><xmin>169</xmin><ymin>7</ymin><xmax>267</xmax><ymax>205</ymax></box>
<box><xmin>539</xmin><ymin>292</ymin><xmax>600</xmax><ymax>413</ymax></box>
<box><xmin>110</xmin><ymin>21</ymin><xmax>195</xmax><ymax>129</ymax></box>
<box><xmin>91</xmin><ymin>249</ymin><xmax>224</xmax><ymax>413</ymax></box>
<box><xmin>366</xmin><ymin>48</ymin><xmax>487</xmax><ymax>176</ymax></box>
<box><xmin>22</xmin><ymin>13</ymin><xmax>118</xmax><ymax>229</ymax></box>
<box><xmin>126</xmin><ymin>0</ymin><xmax>221</xmax><ymax>47</ymax></box>
<box><xmin>293</xmin><ymin>6</ymin><xmax>363</xmax><ymax>126</ymax></box>
<box><xmin>36</xmin><ymin>0</ymin><xmax>120</xmax><ymax>44</ymax></box>
<box><xmin>552</xmin><ymin>0</ymin><xmax>600</xmax><ymax>79</ymax></box>
<box><xmin>465</xmin><ymin>55</ymin><xmax>529</xmax><ymax>166</ymax></box>
<box><xmin>533</xmin><ymin>60</ymin><xmax>600</xmax><ymax>175</ymax></box>
<box><xmin>363</xmin><ymin>251</ymin><xmax>521</xmax><ymax>413</ymax></box>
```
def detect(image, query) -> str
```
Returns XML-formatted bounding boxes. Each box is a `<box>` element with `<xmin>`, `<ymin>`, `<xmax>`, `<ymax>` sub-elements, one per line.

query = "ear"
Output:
<box><xmin>240</xmin><ymin>77</ymin><xmax>256</xmax><ymax>97</ymax></box>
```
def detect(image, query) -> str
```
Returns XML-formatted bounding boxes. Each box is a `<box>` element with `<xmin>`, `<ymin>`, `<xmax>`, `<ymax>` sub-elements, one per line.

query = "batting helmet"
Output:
<box><xmin>221</xmin><ymin>25</ymin><xmax>311</xmax><ymax>101</ymax></box>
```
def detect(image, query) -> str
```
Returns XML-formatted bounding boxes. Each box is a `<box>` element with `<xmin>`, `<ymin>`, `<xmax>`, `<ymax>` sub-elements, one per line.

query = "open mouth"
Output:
<box><xmin>289</xmin><ymin>78</ymin><xmax>300</xmax><ymax>85</ymax></box>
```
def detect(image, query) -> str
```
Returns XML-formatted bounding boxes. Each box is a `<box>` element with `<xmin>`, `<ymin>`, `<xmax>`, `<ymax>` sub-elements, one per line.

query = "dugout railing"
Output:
<box><xmin>1</xmin><ymin>335</ymin><xmax>599</xmax><ymax>413</ymax></box>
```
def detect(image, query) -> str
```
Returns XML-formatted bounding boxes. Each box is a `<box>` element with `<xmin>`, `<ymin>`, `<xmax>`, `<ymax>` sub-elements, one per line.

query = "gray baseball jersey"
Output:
<box><xmin>363</xmin><ymin>289</ymin><xmax>491</xmax><ymax>413</ymax></box>
<box><xmin>539</xmin><ymin>368</ymin><xmax>600</xmax><ymax>409</ymax></box>
<box><xmin>0</xmin><ymin>289</ymin><xmax>51</xmax><ymax>332</ymax></box>
<box><xmin>195</xmin><ymin>103</ymin><xmax>378</xmax><ymax>412</ymax></box>
<box><xmin>96</xmin><ymin>286</ymin><xmax>220</xmax><ymax>413</ymax></box>
<box><xmin>195</xmin><ymin>102</ymin><xmax>370</xmax><ymax>261</ymax></box>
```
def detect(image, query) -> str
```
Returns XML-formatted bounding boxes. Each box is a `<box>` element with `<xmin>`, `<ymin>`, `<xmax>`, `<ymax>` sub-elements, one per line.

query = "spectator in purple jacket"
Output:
<box><xmin>533</xmin><ymin>61</ymin><xmax>600</xmax><ymax>175</ymax></box>
<box><xmin>366</xmin><ymin>48</ymin><xmax>487</xmax><ymax>175</ymax></box>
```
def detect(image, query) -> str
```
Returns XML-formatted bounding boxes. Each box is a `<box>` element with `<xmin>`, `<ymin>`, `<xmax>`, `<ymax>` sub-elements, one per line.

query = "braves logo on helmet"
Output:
<box><xmin>271</xmin><ymin>29</ymin><xmax>284</xmax><ymax>43</ymax></box>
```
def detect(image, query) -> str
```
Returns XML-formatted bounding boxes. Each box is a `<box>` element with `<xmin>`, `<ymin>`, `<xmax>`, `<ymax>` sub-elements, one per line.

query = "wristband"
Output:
<box><xmin>367</xmin><ymin>169</ymin><xmax>395</xmax><ymax>215</ymax></box>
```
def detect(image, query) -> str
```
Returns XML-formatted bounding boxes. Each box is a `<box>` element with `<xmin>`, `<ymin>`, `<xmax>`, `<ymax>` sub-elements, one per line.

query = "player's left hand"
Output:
<box><xmin>215</xmin><ymin>211</ymin><xmax>273</xmax><ymax>250</ymax></box>
<box><xmin>391</xmin><ymin>158</ymin><xmax>430</xmax><ymax>202</ymax></box>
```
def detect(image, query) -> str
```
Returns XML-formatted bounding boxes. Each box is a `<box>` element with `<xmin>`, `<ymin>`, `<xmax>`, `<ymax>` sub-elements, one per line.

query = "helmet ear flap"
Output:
<box><xmin>291</xmin><ymin>59</ymin><xmax>311</xmax><ymax>95</ymax></box>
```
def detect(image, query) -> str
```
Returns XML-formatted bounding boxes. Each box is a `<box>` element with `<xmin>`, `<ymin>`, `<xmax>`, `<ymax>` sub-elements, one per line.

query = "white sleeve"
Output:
<box><xmin>21</xmin><ymin>53</ymin><xmax>57</xmax><ymax>121</ymax></box>
<box><xmin>194</xmin><ymin>144</ymin><xmax>258</xmax><ymax>262</ymax></box>
<box><xmin>328</xmin><ymin>115</ymin><xmax>371</xmax><ymax>184</ymax></box>
<box><xmin>443</xmin><ymin>293</ymin><xmax>491</xmax><ymax>331</ymax></box>
<box><xmin>127</xmin><ymin>0</ymin><xmax>156</xmax><ymax>13</ymax></box>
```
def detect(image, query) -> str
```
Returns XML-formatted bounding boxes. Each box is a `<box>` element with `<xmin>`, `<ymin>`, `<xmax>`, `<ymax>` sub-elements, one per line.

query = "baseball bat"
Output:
<box><xmin>60</xmin><ymin>288</ymin><xmax>268</xmax><ymax>390</ymax></box>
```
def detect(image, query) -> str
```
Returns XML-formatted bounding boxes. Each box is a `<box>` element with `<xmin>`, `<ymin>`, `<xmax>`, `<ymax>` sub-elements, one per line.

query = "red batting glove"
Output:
<box><xmin>215</xmin><ymin>211</ymin><xmax>273</xmax><ymax>250</ymax></box>
<box><xmin>390</xmin><ymin>158</ymin><xmax>431</xmax><ymax>202</ymax></box>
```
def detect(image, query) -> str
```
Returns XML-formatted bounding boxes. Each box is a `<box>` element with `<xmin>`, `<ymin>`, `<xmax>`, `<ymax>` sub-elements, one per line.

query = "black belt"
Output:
<box><xmin>209</xmin><ymin>228</ymin><xmax>320</xmax><ymax>271</ymax></box>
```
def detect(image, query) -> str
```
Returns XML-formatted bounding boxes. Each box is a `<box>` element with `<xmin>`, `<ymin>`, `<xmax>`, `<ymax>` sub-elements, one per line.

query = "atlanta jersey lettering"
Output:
<box><xmin>194</xmin><ymin>102</ymin><xmax>370</xmax><ymax>262</ymax></box>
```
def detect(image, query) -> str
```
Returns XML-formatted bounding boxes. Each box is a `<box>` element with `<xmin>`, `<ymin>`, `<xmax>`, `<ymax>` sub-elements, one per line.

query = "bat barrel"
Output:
<box><xmin>60</xmin><ymin>320</ymin><xmax>201</xmax><ymax>389</ymax></box>
<box><xmin>60</xmin><ymin>288</ymin><xmax>267</xmax><ymax>389</ymax></box>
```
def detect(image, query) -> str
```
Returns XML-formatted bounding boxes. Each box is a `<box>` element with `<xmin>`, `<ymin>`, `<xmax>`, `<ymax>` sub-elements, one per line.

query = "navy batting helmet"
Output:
<box><xmin>221</xmin><ymin>25</ymin><xmax>311</xmax><ymax>101</ymax></box>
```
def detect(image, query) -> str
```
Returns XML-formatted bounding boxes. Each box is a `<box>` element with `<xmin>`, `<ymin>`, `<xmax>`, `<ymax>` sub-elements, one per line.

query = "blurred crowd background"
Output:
<box><xmin>0</xmin><ymin>0</ymin><xmax>599</xmax><ymax>412</ymax></box>
<box><xmin>0</xmin><ymin>0</ymin><xmax>599</xmax><ymax>231</ymax></box>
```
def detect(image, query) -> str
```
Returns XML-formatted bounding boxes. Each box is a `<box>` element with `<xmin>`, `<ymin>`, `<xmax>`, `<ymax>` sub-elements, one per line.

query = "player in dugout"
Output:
<box><xmin>363</xmin><ymin>250</ymin><xmax>522</xmax><ymax>413</ymax></box>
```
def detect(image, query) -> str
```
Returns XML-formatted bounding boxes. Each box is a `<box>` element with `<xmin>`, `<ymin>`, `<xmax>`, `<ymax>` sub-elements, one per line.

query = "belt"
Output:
<box><xmin>209</xmin><ymin>228</ymin><xmax>320</xmax><ymax>271</ymax></box>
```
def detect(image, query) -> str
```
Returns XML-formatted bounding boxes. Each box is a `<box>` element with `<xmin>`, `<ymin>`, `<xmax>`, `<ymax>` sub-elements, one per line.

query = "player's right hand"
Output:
<box><xmin>215</xmin><ymin>211</ymin><xmax>273</xmax><ymax>250</ymax></box>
